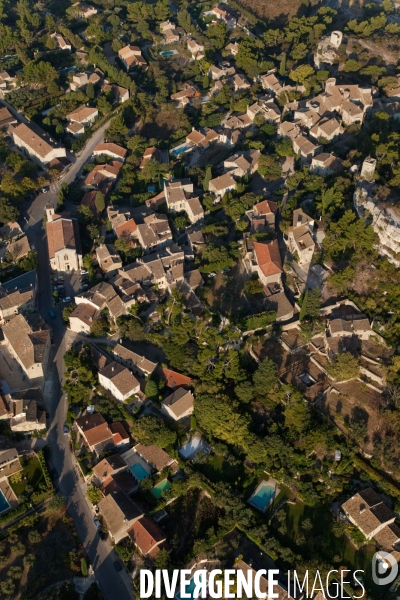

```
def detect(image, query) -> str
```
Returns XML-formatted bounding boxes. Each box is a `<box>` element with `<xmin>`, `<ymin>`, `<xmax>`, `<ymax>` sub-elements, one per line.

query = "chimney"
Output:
<box><xmin>111</xmin><ymin>366</ymin><xmax>114</xmax><ymax>372</ymax></box>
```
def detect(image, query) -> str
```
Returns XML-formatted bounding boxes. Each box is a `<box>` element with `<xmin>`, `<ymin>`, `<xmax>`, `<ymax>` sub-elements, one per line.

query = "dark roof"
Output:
<box><xmin>10</xmin><ymin>388</ymin><xmax>43</xmax><ymax>402</ymax></box>
<box><xmin>371</xmin><ymin>503</ymin><xmax>396</xmax><ymax>524</ymax></box>
<box><xmin>2</xmin><ymin>270</ymin><xmax>36</xmax><ymax>292</ymax></box>
<box><xmin>359</xmin><ymin>487</ymin><xmax>382</xmax><ymax>507</ymax></box>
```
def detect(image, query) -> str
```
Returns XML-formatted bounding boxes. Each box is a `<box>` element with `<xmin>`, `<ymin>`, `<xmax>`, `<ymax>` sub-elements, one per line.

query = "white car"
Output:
<box><xmin>93</xmin><ymin>518</ymin><xmax>102</xmax><ymax>529</ymax></box>
<box><xmin>62</xmin><ymin>296</ymin><xmax>71</xmax><ymax>303</ymax></box>
<box><xmin>81</xmin><ymin>269</ymin><xmax>88</xmax><ymax>275</ymax></box>
<box><xmin>209</xmin><ymin>272</ymin><xmax>217</xmax><ymax>278</ymax></box>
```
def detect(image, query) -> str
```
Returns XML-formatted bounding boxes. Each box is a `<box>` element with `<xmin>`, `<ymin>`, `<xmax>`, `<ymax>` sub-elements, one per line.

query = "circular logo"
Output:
<box><xmin>372</xmin><ymin>551</ymin><xmax>398</xmax><ymax>586</ymax></box>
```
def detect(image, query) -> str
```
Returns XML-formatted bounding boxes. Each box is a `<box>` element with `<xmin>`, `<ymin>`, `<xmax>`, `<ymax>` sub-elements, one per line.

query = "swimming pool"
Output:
<box><xmin>0</xmin><ymin>490</ymin><xmax>10</xmax><ymax>514</ymax></box>
<box><xmin>171</xmin><ymin>144</ymin><xmax>191</xmax><ymax>157</ymax></box>
<box><xmin>248</xmin><ymin>479</ymin><xmax>280</xmax><ymax>512</ymax></box>
<box><xmin>147</xmin><ymin>185</ymin><xmax>157</xmax><ymax>193</ymax></box>
<box><xmin>151</xmin><ymin>479</ymin><xmax>171</xmax><ymax>499</ymax></box>
<box><xmin>175</xmin><ymin>577</ymin><xmax>197</xmax><ymax>600</ymax></box>
<box><xmin>160</xmin><ymin>50</ymin><xmax>178</xmax><ymax>57</ymax></box>
<box><xmin>130</xmin><ymin>463</ymin><xmax>149</xmax><ymax>481</ymax></box>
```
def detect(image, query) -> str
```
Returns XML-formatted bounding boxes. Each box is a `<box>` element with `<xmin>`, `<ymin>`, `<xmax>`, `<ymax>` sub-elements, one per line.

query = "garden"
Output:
<box><xmin>9</xmin><ymin>454</ymin><xmax>45</xmax><ymax>498</ymax></box>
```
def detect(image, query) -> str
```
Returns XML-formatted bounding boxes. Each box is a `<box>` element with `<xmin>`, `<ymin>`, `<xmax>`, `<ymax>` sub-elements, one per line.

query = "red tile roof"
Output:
<box><xmin>254</xmin><ymin>200</ymin><xmax>278</xmax><ymax>215</ymax></box>
<box><xmin>253</xmin><ymin>240</ymin><xmax>282</xmax><ymax>277</ymax></box>
<box><xmin>161</xmin><ymin>368</ymin><xmax>192</xmax><ymax>389</ymax></box>
<box><xmin>46</xmin><ymin>214</ymin><xmax>82</xmax><ymax>259</ymax></box>
<box><xmin>127</xmin><ymin>516</ymin><xmax>166</xmax><ymax>556</ymax></box>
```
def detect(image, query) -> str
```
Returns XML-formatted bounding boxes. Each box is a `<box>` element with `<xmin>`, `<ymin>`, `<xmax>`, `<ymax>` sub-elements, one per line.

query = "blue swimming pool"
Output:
<box><xmin>171</xmin><ymin>144</ymin><xmax>190</xmax><ymax>157</ymax></box>
<box><xmin>130</xmin><ymin>463</ymin><xmax>149</xmax><ymax>481</ymax></box>
<box><xmin>160</xmin><ymin>50</ymin><xmax>177</xmax><ymax>57</ymax></box>
<box><xmin>151</xmin><ymin>479</ymin><xmax>171</xmax><ymax>499</ymax></box>
<box><xmin>175</xmin><ymin>577</ymin><xmax>197</xmax><ymax>600</ymax></box>
<box><xmin>248</xmin><ymin>480</ymin><xmax>279</xmax><ymax>512</ymax></box>
<box><xmin>147</xmin><ymin>185</ymin><xmax>157</xmax><ymax>193</ymax></box>
<box><xmin>0</xmin><ymin>490</ymin><xmax>10</xmax><ymax>514</ymax></box>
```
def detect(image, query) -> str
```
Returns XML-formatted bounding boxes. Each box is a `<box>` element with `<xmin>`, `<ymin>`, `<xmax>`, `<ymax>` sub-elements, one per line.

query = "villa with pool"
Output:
<box><xmin>248</xmin><ymin>478</ymin><xmax>280</xmax><ymax>512</ymax></box>
<box><xmin>0</xmin><ymin>448</ymin><xmax>22</xmax><ymax>515</ymax></box>
<box><xmin>122</xmin><ymin>443</ymin><xmax>179</xmax><ymax>484</ymax></box>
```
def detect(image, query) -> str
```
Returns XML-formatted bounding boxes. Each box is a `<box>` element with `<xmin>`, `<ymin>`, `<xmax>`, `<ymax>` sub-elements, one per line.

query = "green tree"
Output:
<box><xmin>95</xmin><ymin>192</ymin><xmax>105</xmax><ymax>212</ymax></box>
<box><xmin>279</xmin><ymin>52</ymin><xmax>286</xmax><ymax>76</ymax></box>
<box><xmin>343</xmin><ymin>59</ymin><xmax>360</xmax><ymax>73</ymax></box>
<box><xmin>253</xmin><ymin>359</ymin><xmax>279</xmax><ymax>399</ymax></box>
<box><xmin>285</xmin><ymin>396</ymin><xmax>311</xmax><ymax>435</ymax></box>
<box><xmin>290</xmin><ymin>43</ymin><xmax>308</xmax><ymax>61</ymax></box>
<box><xmin>105</xmin><ymin>115</ymin><xmax>128</xmax><ymax>144</ymax></box>
<box><xmin>203</xmin><ymin>74</ymin><xmax>210</xmax><ymax>89</ymax></box>
<box><xmin>289</xmin><ymin>64</ymin><xmax>315</xmax><ymax>85</ymax></box>
<box><xmin>81</xmin><ymin>558</ymin><xmax>88</xmax><ymax>577</ymax></box>
<box><xmin>203</xmin><ymin>165</ymin><xmax>212</xmax><ymax>192</ymax></box>
<box><xmin>327</xmin><ymin>352</ymin><xmax>359</xmax><ymax>381</ymax></box>
<box><xmin>145</xmin><ymin>379</ymin><xmax>158</xmax><ymax>399</ymax></box>
<box><xmin>244</xmin><ymin>278</ymin><xmax>263</xmax><ymax>295</ymax></box>
<box><xmin>131</xmin><ymin>415</ymin><xmax>176</xmax><ymax>448</ymax></box>
<box><xmin>115</xmin><ymin>544</ymin><xmax>131</xmax><ymax>563</ymax></box>
<box><xmin>257</xmin><ymin>155</ymin><xmax>282</xmax><ymax>180</ymax></box>
<box><xmin>86</xmin><ymin>82</ymin><xmax>95</xmax><ymax>100</ymax></box>
<box><xmin>155</xmin><ymin>548</ymin><xmax>170</xmax><ymax>569</ymax></box>
<box><xmin>86</xmin><ymin>486</ymin><xmax>103</xmax><ymax>505</ymax></box>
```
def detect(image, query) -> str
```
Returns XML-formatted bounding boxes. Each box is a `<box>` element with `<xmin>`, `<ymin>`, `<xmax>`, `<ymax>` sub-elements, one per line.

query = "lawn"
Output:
<box><xmin>10</xmin><ymin>456</ymin><xmax>45</xmax><ymax>497</ymax></box>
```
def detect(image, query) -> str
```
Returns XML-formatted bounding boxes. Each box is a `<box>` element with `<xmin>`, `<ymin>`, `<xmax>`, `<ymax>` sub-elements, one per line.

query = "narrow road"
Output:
<box><xmin>21</xmin><ymin>118</ymin><xmax>113</xmax><ymax>227</ymax></box>
<box><xmin>22</xmin><ymin>217</ymin><xmax>133</xmax><ymax>600</ymax></box>
<box><xmin>18</xmin><ymin>117</ymin><xmax>134</xmax><ymax>599</ymax></box>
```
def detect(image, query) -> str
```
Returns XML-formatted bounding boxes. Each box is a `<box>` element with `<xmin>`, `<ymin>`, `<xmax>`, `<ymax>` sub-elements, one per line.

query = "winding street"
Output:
<box><xmin>19</xmin><ymin>123</ymin><xmax>134</xmax><ymax>600</ymax></box>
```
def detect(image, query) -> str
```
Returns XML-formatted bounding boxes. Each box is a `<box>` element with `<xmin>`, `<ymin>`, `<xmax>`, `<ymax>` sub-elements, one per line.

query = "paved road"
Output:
<box><xmin>17</xmin><ymin>115</ymin><xmax>133</xmax><ymax>598</ymax></box>
<box><xmin>22</xmin><ymin>117</ymin><xmax>113</xmax><ymax>227</ymax></box>
<box><xmin>23</xmin><ymin>219</ymin><xmax>132</xmax><ymax>600</ymax></box>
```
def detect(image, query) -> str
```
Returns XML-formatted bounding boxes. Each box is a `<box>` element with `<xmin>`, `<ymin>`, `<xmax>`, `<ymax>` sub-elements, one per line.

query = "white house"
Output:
<box><xmin>12</xmin><ymin>122</ymin><xmax>66</xmax><ymax>168</ymax></box>
<box><xmin>161</xmin><ymin>388</ymin><xmax>194</xmax><ymax>421</ymax></box>
<box><xmin>208</xmin><ymin>173</ymin><xmax>236</xmax><ymax>199</ymax></box>
<box><xmin>98</xmin><ymin>361</ymin><xmax>140</xmax><ymax>402</ymax></box>
<box><xmin>66</xmin><ymin>105</ymin><xmax>98</xmax><ymax>125</ymax></box>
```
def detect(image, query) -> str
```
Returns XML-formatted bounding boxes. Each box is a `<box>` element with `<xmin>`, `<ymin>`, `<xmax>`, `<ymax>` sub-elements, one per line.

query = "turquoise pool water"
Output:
<box><xmin>0</xmin><ymin>490</ymin><xmax>10</xmax><ymax>514</ymax></box>
<box><xmin>147</xmin><ymin>185</ymin><xmax>157</xmax><ymax>193</ymax></box>
<box><xmin>130</xmin><ymin>463</ymin><xmax>149</xmax><ymax>481</ymax></box>
<box><xmin>151</xmin><ymin>479</ymin><xmax>171</xmax><ymax>499</ymax></box>
<box><xmin>171</xmin><ymin>144</ymin><xmax>190</xmax><ymax>157</ymax></box>
<box><xmin>160</xmin><ymin>50</ymin><xmax>176</xmax><ymax>57</ymax></box>
<box><xmin>249</xmin><ymin>481</ymin><xmax>278</xmax><ymax>511</ymax></box>
<box><xmin>175</xmin><ymin>577</ymin><xmax>197</xmax><ymax>600</ymax></box>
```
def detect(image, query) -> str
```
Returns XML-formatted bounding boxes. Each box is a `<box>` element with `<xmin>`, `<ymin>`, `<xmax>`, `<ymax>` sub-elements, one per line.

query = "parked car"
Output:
<box><xmin>209</xmin><ymin>272</ymin><xmax>217</xmax><ymax>278</ymax></box>
<box><xmin>30</xmin><ymin>244</ymin><xmax>35</xmax><ymax>251</ymax></box>
<box><xmin>99</xmin><ymin>530</ymin><xmax>106</xmax><ymax>541</ymax></box>
<box><xmin>50</xmin><ymin>468</ymin><xmax>58</xmax><ymax>480</ymax></box>
<box><xmin>114</xmin><ymin>561</ymin><xmax>122</xmax><ymax>572</ymax></box>
<box><xmin>63</xmin><ymin>423</ymin><xmax>69</xmax><ymax>434</ymax></box>
<box><xmin>93</xmin><ymin>518</ymin><xmax>102</xmax><ymax>530</ymax></box>
<box><xmin>221</xmin><ymin>268</ymin><xmax>231</xmax><ymax>273</ymax></box>
<box><xmin>81</xmin><ymin>269</ymin><xmax>88</xmax><ymax>275</ymax></box>
<box><xmin>48</xmin><ymin>310</ymin><xmax>56</xmax><ymax>319</ymax></box>
<box><xmin>62</xmin><ymin>296</ymin><xmax>71</xmax><ymax>303</ymax></box>
<box><xmin>41</xmin><ymin>186</ymin><xmax>49</xmax><ymax>193</ymax></box>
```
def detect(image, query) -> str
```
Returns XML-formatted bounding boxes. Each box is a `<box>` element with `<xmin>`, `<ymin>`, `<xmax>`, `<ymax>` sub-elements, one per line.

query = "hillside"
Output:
<box><xmin>234</xmin><ymin>0</ymin><xmax>320</xmax><ymax>24</ymax></box>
